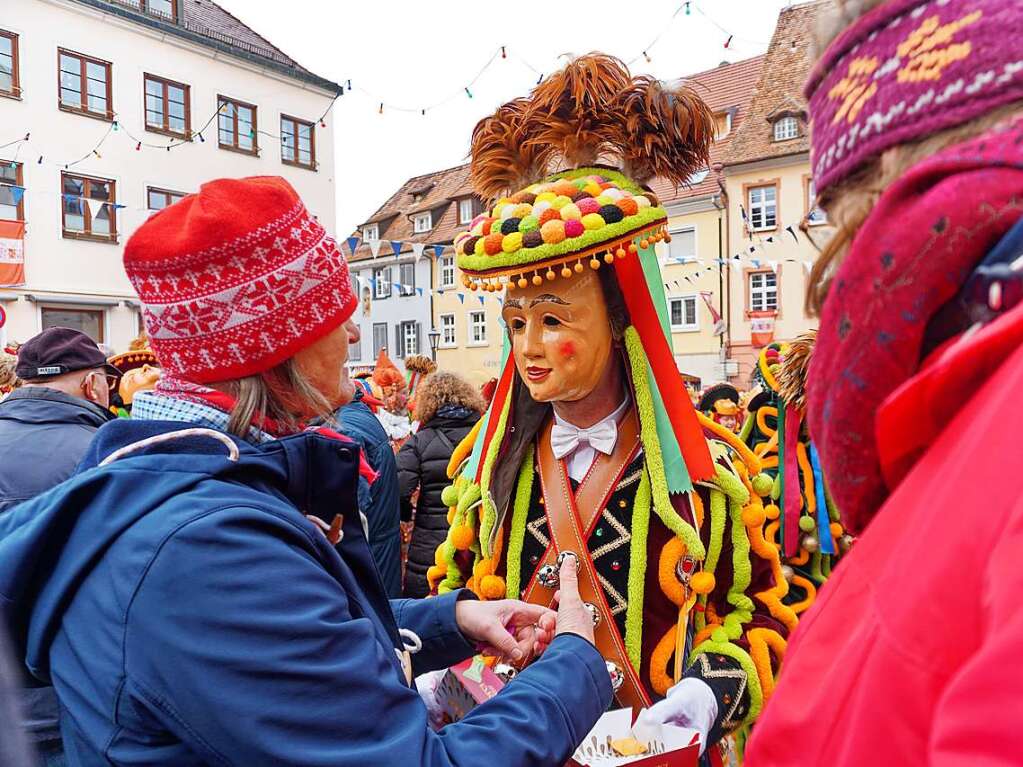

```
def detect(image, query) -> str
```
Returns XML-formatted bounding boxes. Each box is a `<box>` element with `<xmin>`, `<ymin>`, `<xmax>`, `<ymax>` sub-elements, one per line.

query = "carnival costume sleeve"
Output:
<box><xmin>427</xmin><ymin>55</ymin><xmax>794</xmax><ymax>760</ymax></box>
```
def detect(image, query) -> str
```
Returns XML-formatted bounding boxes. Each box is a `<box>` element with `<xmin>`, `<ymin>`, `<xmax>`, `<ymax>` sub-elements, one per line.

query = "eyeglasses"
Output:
<box><xmin>84</xmin><ymin>371</ymin><xmax>118</xmax><ymax>390</ymax></box>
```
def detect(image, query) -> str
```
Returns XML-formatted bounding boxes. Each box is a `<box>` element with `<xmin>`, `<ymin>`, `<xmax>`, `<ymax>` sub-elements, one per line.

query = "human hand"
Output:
<box><xmin>633</xmin><ymin>677</ymin><xmax>718</xmax><ymax>756</ymax></box>
<box><xmin>552</xmin><ymin>553</ymin><xmax>595</xmax><ymax>645</ymax></box>
<box><xmin>454</xmin><ymin>598</ymin><xmax>556</xmax><ymax>665</ymax></box>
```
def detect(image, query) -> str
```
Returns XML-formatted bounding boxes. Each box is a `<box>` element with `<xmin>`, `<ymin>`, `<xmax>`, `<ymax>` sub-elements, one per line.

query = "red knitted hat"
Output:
<box><xmin>124</xmin><ymin>176</ymin><xmax>356</xmax><ymax>383</ymax></box>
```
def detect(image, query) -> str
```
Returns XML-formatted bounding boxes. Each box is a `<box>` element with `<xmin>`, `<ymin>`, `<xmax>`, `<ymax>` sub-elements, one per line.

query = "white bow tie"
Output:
<box><xmin>550</xmin><ymin>419</ymin><xmax>618</xmax><ymax>460</ymax></box>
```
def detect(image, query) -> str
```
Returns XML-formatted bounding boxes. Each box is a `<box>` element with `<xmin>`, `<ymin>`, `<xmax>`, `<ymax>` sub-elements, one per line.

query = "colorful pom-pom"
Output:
<box><xmin>484</xmin><ymin>232</ymin><xmax>504</xmax><ymax>255</ymax></box>
<box><xmin>535</xmin><ymin>191</ymin><xmax>557</xmax><ymax>203</ymax></box>
<box><xmin>474</xmin><ymin>558</ymin><xmax>495</xmax><ymax>579</ymax></box>
<box><xmin>481</xmin><ymin>218</ymin><xmax>496</xmax><ymax>236</ymax></box>
<box><xmin>598</xmin><ymin>204</ymin><xmax>624</xmax><ymax>224</ymax></box>
<box><xmin>691</xmin><ymin>571</ymin><xmax>716</xmax><ymax>595</ymax></box>
<box><xmin>462</xmin><ymin>236</ymin><xmax>481</xmax><ymax>256</ymax></box>
<box><xmin>764</xmin><ymin>503</ymin><xmax>781</xmax><ymax>520</ymax></box>
<box><xmin>427</xmin><ymin>564</ymin><xmax>446</xmax><ymax>584</ymax></box>
<box><xmin>561</xmin><ymin>266</ymin><xmax>572</xmax><ymax>278</ymax></box>
<box><xmin>532</xmin><ymin>274</ymin><xmax>543</xmax><ymax>286</ymax></box>
<box><xmin>522</xmin><ymin>229</ymin><xmax>543</xmax><ymax>249</ymax></box>
<box><xmin>564</xmin><ymin>219</ymin><xmax>585</xmax><ymax>238</ymax></box>
<box><xmin>480</xmin><ymin>575</ymin><xmax>506</xmax><ymax>600</ymax></box>
<box><xmin>500</xmin><ymin>218</ymin><xmax>521</xmax><ymax>235</ymax></box>
<box><xmin>581</xmin><ymin>213</ymin><xmax>605</xmax><ymax>231</ymax></box>
<box><xmin>574</xmin><ymin>262</ymin><xmax>584</xmax><ymax>273</ymax></box>
<box><xmin>742</xmin><ymin>505</ymin><xmax>767</xmax><ymax>528</ymax></box>
<box><xmin>576</xmin><ymin>197</ymin><xmax>601</xmax><ymax>215</ymax></box>
<box><xmin>589</xmin><ymin>257</ymin><xmax>601</xmax><ymax>269</ymax></box>
<box><xmin>540</xmin><ymin>219</ymin><xmax>566</xmax><ymax>244</ymax></box>
<box><xmin>752</xmin><ymin>473</ymin><xmax>774</xmax><ymax>497</ymax></box>
<box><xmin>634</xmin><ymin>195</ymin><xmax>652</xmax><ymax>209</ymax></box>
<box><xmin>513</xmin><ymin>203</ymin><xmax>532</xmax><ymax>219</ymax></box>
<box><xmin>440</xmin><ymin>484</ymin><xmax>459</xmax><ymax>507</ymax></box>
<box><xmin>603</xmin><ymin>187</ymin><xmax>624</xmax><ymax>200</ymax></box>
<box><xmin>560</xmin><ymin>203</ymin><xmax>582</xmax><ymax>221</ymax></box>
<box><xmin>502</xmin><ymin>231</ymin><xmax>524</xmax><ymax>253</ymax></box>
<box><xmin>538</xmin><ymin>207</ymin><xmax>561</xmax><ymax>225</ymax></box>
<box><xmin>518</xmin><ymin>215</ymin><xmax>539</xmax><ymax>232</ymax></box>
<box><xmin>595</xmin><ymin>194</ymin><xmax>614</xmax><ymax>206</ymax></box>
<box><xmin>551</xmin><ymin>195</ymin><xmax>573</xmax><ymax>210</ymax></box>
<box><xmin>532</xmin><ymin>200</ymin><xmax>553</xmax><ymax>217</ymax></box>
<box><xmin>498</xmin><ymin>203</ymin><xmax>516</xmax><ymax>219</ymax></box>
<box><xmin>583</xmin><ymin>182</ymin><xmax>603</xmax><ymax>197</ymax></box>
<box><xmin>517</xmin><ymin>277</ymin><xmax>528</xmax><ymax>289</ymax></box>
<box><xmin>474</xmin><ymin>237</ymin><xmax>487</xmax><ymax>256</ymax></box>
<box><xmin>603</xmin><ymin>252</ymin><xmax>615</xmax><ymax>264</ymax></box>
<box><xmin>798</xmin><ymin>516</ymin><xmax>816</xmax><ymax>533</ymax></box>
<box><xmin>830</xmin><ymin>522</ymin><xmax>844</xmax><ymax>538</ymax></box>
<box><xmin>570</xmin><ymin>190</ymin><xmax>589</xmax><ymax>202</ymax></box>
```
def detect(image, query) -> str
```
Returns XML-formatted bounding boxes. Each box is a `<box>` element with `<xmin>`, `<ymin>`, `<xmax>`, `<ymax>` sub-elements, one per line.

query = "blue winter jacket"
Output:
<box><xmin>0</xmin><ymin>418</ymin><xmax>611</xmax><ymax>766</ymax></box>
<box><xmin>336</xmin><ymin>392</ymin><xmax>402</xmax><ymax>597</ymax></box>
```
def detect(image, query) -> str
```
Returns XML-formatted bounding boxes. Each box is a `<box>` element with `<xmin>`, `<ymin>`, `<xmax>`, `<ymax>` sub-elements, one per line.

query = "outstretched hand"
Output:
<box><xmin>455</xmin><ymin>599</ymin><xmax>556</xmax><ymax>666</ymax></box>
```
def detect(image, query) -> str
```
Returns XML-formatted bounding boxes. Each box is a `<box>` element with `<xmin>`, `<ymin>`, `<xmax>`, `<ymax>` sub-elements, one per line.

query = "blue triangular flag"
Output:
<box><xmin>393</xmin><ymin>283</ymin><xmax>402</xmax><ymax>292</ymax></box>
<box><xmin>433</xmin><ymin>245</ymin><xmax>444</xmax><ymax>259</ymax></box>
<box><xmin>390</xmin><ymin>241</ymin><xmax>403</xmax><ymax>257</ymax></box>
<box><xmin>369</xmin><ymin>277</ymin><xmax>377</xmax><ymax>288</ymax></box>
<box><xmin>10</xmin><ymin>186</ymin><xmax>24</xmax><ymax>205</ymax></box>
<box><xmin>416</xmin><ymin>287</ymin><xmax>424</xmax><ymax>297</ymax></box>
<box><xmin>457</xmin><ymin>293</ymin><xmax>465</xmax><ymax>304</ymax></box>
<box><xmin>477</xmin><ymin>295</ymin><xmax>485</xmax><ymax>305</ymax></box>
<box><xmin>752</xmin><ymin>259</ymin><xmax>761</xmax><ymax>269</ymax></box>
<box><xmin>346</xmin><ymin>236</ymin><xmax>361</xmax><ymax>254</ymax></box>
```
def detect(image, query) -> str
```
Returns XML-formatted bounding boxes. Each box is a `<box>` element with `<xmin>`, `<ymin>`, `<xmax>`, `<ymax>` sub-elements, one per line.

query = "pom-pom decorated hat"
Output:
<box><xmin>454</xmin><ymin>54</ymin><xmax>713</xmax><ymax>291</ymax></box>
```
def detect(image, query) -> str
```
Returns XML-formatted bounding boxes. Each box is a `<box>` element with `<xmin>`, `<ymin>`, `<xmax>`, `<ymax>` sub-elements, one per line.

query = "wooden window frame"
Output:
<box><xmin>468</xmin><ymin>310</ymin><xmax>488</xmax><ymax>346</ymax></box>
<box><xmin>439</xmin><ymin>313</ymin><xmax>456</xmax><ymax>348</ymax></box>
<box><xmin>668</xmin><ymin>294</ymin><xmax>700</xmax><ymax>332</ymax></box>
<box><xmin>803</xmin><ymin>174</ymin><xmax>828</xmax><ymax>227</ymax></box>
<box><xmin>280</xmin><ymin>114</ymin><xmax>316</xmax><ymax>170</ymax></box>
<box><xmin>0</xmin><ymin>161</ymin><xmax>25</xmax><ymax>222</ymax></box>
<box><xmin>744</xmin><ymin>267</ymin><xmax>781</xmax><ymax>318</ymax></box>
<box><xmin>61</xmin><ymin>172</ymin><xmax>118</xmax><ymax>243</ymax></box>
<box><xmin>146</xmin><ymin>186</ymin><xmax>186</xmax><ymax>212</ymax></box>
<box><xmin>57</xmin><ymin>49</ymin><xmax>113</xmax><ymax>121</ymax></box>
<box><xmin>0</xmin><ymin>30</ymin><xmax>20</xmax><ymax>99</ymax></box>
<box><xmin>143</xmin><ymin>74</ymin><xmax>191</xmax><ymax>138</ymax></box>
<box><xmin>217</xmin><ymin>95</ymin><xmax>258</xmax><ymax>156</ymax></box>
<box><xmin>743</xmin><ymin>179</ymin><xmax>780</xmax><ymax>233</ymax></box>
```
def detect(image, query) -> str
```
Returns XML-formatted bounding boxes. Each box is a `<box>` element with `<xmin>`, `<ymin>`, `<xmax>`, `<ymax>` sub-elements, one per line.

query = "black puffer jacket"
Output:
<box><xmin>397</xmin><ymin>405</ymin><xmax>480</xmax><ymax>598</ymax></box>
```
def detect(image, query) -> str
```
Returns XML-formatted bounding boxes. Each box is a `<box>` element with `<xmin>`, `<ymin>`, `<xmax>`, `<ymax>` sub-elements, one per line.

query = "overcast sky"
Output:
<box><xmin>215</xmin><ymin>0</ymin><xmax>796</xmax><ymax>236</ymax></box>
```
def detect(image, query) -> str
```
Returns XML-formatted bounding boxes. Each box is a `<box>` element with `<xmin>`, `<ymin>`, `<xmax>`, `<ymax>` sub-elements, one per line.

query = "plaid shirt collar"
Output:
<box><xmin>131</xmin><ymin>391</ymin><xmax>274</xmax><ymax>444</ymax></box>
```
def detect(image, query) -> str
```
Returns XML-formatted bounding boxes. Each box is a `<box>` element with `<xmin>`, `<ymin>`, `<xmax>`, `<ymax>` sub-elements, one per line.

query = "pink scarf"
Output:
<box><xmin>807</xmin><ymin>118</ymin><xmax>1023</xmax><ymax>533</ymax></box>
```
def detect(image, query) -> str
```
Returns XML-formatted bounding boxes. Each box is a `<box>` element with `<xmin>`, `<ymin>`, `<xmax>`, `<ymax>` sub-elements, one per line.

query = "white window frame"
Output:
<box><xmin>458</xmin><ymin>198</ymin><xmax>475</xmax><ymax>224</ymax></box>
<box><xmin>747</xmin><ymin>185</ymin><xmax>777</xmax><ymax>231</ymax></box>
<box><xmin>749</xmin><ymin>270</ymin><xmax>779</xmax><ymax>313</ymax></box>
<box><xmin>371</xmin><ymin>322</ymin><xmax>388</xmax><ymax>356</ymax></box>
<box><xmin>362</xmin><ymin>224</ymin><xmax>379</xmax><ymax>241</ymax></box>
<box><xmin>412</xmin><ymin>212</ymin><xmax>432</xmax><ymax>233</ymax></box>
<box><xmin>400</xmin><ymin>320</ymin><xmax>419</xmax><ymax>358</ymax></box>
<box><xmin>439</xmin><ymin>313</ymin><xmax>456</xmax><ymax>348</ymax></box>
<box><xmin>37</xmin><ymin>303</ymin><xmax>108</xmax><ymax>344</ymax></box>
<box><xmin>468</xmin><ymin>310</ymin><xmax>488</xmax><ymax>346</ymax></box>
<box><xmin>773</xmin><ymin>116</ymin><xmax>799</xmax><ymax>142</ymax></box>
<box><xmin>806</xmin><ymin>177</ymin><xmax>827</xmax><ymax>226</ymax></box>
<box><xmin>439</xmin><ymin>255</ymin><xmax>455</xmax><ymax>288</ymax></box>
<box><xmin>663</xmin><ymin>225</ymin><xmax>697</xmax><ymax>264</ymax></box>
<box><xmin>668</xmin><ymin>295</ymin><xmax>700</xmax><ymax>332</ymax></box>
<box><xmin>398</xmin><ymin>262</ymin><xmax>415</xmax><ymax>296</ymax></box>
<box><xmin>373</xmin><ymin>266</ymin><xmax>392</xmax><ymax>299</ymax></box>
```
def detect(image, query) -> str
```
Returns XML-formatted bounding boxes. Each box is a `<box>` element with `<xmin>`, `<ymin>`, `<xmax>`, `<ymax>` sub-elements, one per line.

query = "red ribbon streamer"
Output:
<box><xmin>614</xmin><ymin>253</ymin><xmax>715</xmax><ymax>484</ymax></box>
<box><xmin>474</xmin><ymin>352</ymin><xmax>517</xmax><ymax>484</ymax></box>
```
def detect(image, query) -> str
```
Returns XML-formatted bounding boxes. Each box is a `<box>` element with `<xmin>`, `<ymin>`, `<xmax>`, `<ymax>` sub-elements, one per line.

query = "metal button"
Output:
<box><xmin>537</xmin><ymin>564</ymin><xmax>559</xmax><ymax>589</ymax></box>
<box><xmin>606</xmin><ymin>661</ymin><xmax>624</xmax><ymax>692</ymax></box>
<box><xmin>585</xmin><ymin>602</ymin><xmax>600</xmax><ymax>626</ymax></box>
<box><xmin>557</xmin><ymin>550</ymin><xmax>578</xmax><ymax>569</ymax></box>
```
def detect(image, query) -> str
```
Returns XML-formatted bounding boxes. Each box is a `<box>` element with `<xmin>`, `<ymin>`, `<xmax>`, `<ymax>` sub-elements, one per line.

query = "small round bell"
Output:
<box><xmin>584</xmin><ymin>602</ymin><xmax>600</xmax><ymax>627</ymax></box>
<box><xmin>557</xmin><ymin>551</ymin><xmax>579</xmax><ymax>570</ymax></box>
<box><xmin>606</xmin><ymin>661</ymin><xmax>624</xmax><ymax>692</ymax></box>
<box><xmin>840</xmin><ymin>534</ymin><xmax>854</xmax><ymax>552</ymax></box>
<box><xmin>494</xmin><ymin>663</ymin><xmax>518</xmax><ymax>683</ymax></box>
<box><xmin>802</xmin><ymin>535</ymin><xmax>820</xmax><ymax>554</ymax></box>
<box><xmin>780</xmin><ymin>565</ymin><xmax>795</xmax><ymax>583</ymax></box>
<box><xmin>537</xmin><ymin>564</ymin><xmax>559</xmax><ymax>589</ymax></box>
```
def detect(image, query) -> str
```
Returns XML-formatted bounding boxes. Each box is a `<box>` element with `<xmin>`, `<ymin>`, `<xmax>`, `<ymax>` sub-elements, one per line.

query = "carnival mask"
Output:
<box><xmin>118</xmin><ymin>364</ymin><xmax>161</xmax><ymax>405</ymax></box>
<box><xmin>502</xmin><ymin>270</ymin><xmax>614</xmax><ymax>403</ymax></box>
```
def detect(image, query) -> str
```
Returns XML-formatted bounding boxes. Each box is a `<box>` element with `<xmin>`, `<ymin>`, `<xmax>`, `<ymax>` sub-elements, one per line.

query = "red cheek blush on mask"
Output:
<box><xmin>558</xmin><ymin>341</ymin><xmax>576</xmax><ymax>358</ymax></box>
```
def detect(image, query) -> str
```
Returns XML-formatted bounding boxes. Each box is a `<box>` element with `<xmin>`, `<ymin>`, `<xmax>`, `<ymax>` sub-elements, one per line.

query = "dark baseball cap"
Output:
<box><xmin>15</xmin><ymin>327</ymin><xmax>121</xmax><ymax>380</ymax></box>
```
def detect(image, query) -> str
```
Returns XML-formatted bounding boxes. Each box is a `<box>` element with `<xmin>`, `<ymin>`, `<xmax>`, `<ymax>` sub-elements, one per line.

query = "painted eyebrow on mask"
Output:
<box><xmin>529</xmin><ymin>294</ymin><xmax>570</xmax><ymax>307</ymax></box>
<box><xmin>503</xmin><ymin>297</ymin><xmax>524</xmax><ymax>309</ymax></box>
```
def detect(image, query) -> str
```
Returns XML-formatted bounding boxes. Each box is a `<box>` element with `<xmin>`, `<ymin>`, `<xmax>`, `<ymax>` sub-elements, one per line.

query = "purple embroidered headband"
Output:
<box><xmin>805</xmin><ymin>0</ymin><xmax>1023</xmax><ymax>195</ymax></box>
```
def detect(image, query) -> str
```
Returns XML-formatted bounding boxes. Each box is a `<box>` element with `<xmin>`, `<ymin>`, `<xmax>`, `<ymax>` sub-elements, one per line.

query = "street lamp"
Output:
<box><xmin>428</xmin><ymin>327</ymin><xmax>441</xmax><ymax>361</ymax></box>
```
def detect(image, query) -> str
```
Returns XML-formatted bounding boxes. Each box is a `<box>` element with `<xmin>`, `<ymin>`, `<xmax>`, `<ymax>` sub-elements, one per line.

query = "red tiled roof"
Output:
<box><xmin>349</xmin><ymin>164</ymin><xmax>475</xmax><ymax>262</ymax></box>
<box><xmin>650</xmin><ymin>55</ymin><xmax>765</xmax><ymax>205</ymax></box>
<box><xmin>724</xmin><ymin>1</ymin><xmax>826</xmax><ymax>167</ymax></box>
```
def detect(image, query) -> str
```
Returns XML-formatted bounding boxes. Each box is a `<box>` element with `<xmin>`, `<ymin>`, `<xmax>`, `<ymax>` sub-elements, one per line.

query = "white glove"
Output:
<box><xmin>414</xmin><ymin>669</ymin><xmax>448</xmax><ymax>731</ymax></box>
<box><xmin>634</xmin><ymin>678</ymin><xmax>718</xmax><ymax>756</ymax></box>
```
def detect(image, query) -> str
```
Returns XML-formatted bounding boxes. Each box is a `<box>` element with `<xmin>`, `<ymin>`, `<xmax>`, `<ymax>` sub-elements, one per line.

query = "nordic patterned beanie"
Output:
<box><xmin>124</xmin><ymin>176</ymin><xmax>356</xmax><ymax>384</ymax></box>
<box><xmin>805</xmin><ymin>0</ymin><xmax>1023</xmax><ymax>195</ymax></box>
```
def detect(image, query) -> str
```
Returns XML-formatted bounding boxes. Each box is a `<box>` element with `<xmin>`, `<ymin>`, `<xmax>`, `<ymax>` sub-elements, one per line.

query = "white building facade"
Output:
<box><xmin>0</xmin><ymin>0</ymin><xmax>340</xmax><ymax>351</ymax></box>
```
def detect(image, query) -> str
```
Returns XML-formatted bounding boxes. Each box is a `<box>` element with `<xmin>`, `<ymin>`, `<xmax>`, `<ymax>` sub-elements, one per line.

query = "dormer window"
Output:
<box><xmin>714</xmin><ymin>112</ymin><xmax>732</xmax><ymax>140</ymax></box>
<box><xmin>145</xmin><ymin>0</ymin><xmax>175</xmax><ymax>19</ymax></box>
<box><xmin>458</xmin><ymin>198</ymin><xmax>476</xmax><ymax>225</ymax></box>
<box><xmin>363</xmin><ymin>224</ymin><xmax>379</xmax><ymax>241</ymax></box>
<box><xmin>413</xmin><ymin>212</ymin><xmax>432</xmax><ymax>233</ymax></box>
<box><xmin>773</xmin><ymin>115</ymin><xmax>800</xmax><ymax>142</ymax></box>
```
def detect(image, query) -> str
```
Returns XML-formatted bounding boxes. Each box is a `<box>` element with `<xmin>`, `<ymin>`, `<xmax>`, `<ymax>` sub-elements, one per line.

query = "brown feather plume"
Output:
<box><xmin>469</xmin><ymin>54</ymin><xmax>715</xmax><ymax>200</ymax></box>
<box><xmin>470</xmin><ymin>98</ymin><xmax>553</xmax><ymax>203</ymax></box>
<box><xmin>612</xmin><ymin>77</ymin><xmax>715</xmax><ymax>185</ymax></box>
<box><xmin>778</xmin><ymin>330</ymin><xmax>817</xmax><ymax>413</ymax></box>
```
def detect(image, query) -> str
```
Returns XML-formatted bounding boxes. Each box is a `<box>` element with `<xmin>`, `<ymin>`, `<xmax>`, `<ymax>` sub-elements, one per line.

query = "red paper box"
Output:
<box><xmin>436</xmin><ymin>656</ymin><xmax>505</xmax><ymax>723</ymax></box>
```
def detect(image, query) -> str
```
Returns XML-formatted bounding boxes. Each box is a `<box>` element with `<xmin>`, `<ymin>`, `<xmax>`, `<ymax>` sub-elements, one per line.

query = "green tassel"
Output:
<box><xmin>624</xmin><ymin>467</ymin><xmax>652</xmax><ymax>671</ymax></box>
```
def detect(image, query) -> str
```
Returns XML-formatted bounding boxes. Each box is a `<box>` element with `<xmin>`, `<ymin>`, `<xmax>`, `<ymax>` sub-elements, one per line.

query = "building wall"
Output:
<box><xmin>349</xmin><ymin>254</ymin><xmax>433</xmax><ymax>373</ymax></box>
<box><xmin>0</xmin><ymin>0</ymin><xmax>337</xmax><ymax>351</ymax></box>
<box><xmin>432</xmin><ymin>260</ymin><xmax>504</xmax><ymax>386</ymax></box>
<box><xmin>658</xmin><ymin>200</ymin><xmax>729</xmax><ymax>388</ymax></box>
<box><xmin>722</xmin><ymin>153</ymin><xmax>828</xmax><ymax>385</ymax></box>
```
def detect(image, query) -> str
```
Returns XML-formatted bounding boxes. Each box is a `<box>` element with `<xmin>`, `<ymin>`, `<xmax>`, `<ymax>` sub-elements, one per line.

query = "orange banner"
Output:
<box><xmin>0</xmin><ymin>220</ymin><xmax>25</xmax><ymax>287</ymax></box>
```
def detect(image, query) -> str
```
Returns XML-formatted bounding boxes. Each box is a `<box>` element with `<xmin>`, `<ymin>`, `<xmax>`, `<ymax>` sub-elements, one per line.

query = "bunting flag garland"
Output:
<box><xmin>411</xmin><ymin>242</ymin><xmax>425</xmax><ymax>261</ymax></box>
<box><xmin>785</xmin><ymin>225</ymin><xmax>799</xmax><ymax>243</ymax></box>
<box><xmin>390</xmin><ymin>240</ymin><xmax>403</xmax><ymax>258</ymax></box>
<box><xmin>346</xmin><ymin>236</ymin><xmax>361</xmax><ymax>255</ymax></box>
<box><xmin>368</xmin><ymin>240</ymin><xmax>383</xmax><ymax>259</ymax></box>
<box><xmin>432</xmin><ymin>245</ymin><xmax>444</xmax><ymax>259</ymax></box>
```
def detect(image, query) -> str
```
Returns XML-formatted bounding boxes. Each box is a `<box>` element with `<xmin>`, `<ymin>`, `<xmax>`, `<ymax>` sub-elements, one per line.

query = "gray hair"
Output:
<box><xmin>224</xmin><ymin>357</ymin><xmax>335</xmax><ymax>438</ymax></box>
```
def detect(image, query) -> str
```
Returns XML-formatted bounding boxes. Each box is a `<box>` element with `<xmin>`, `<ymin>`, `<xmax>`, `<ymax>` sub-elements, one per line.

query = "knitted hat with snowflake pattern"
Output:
<box><xmin>124</xmin><ymin>176</ymin><xmax>356</xmax><ymax>384</ymax></box>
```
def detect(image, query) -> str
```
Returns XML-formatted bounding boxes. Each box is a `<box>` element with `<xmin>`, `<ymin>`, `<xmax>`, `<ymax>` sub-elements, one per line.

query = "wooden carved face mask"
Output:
<box><xmin>501</xmin><ymin>270</ymin><xmax>614</xmax><ymax>403</ymax></box>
